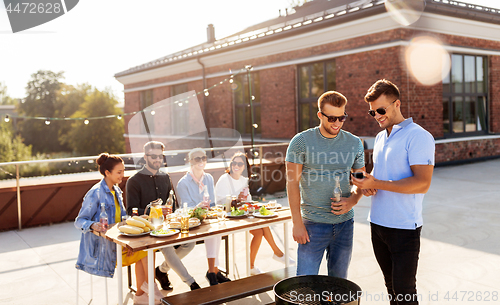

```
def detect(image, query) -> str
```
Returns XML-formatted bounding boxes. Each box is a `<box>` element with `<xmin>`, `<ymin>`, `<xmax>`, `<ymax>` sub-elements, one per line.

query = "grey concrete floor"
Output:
<box><xmin>1</xmin><ymin>158</ymin><xmax>499</xmax><ymax>305</ymax></box>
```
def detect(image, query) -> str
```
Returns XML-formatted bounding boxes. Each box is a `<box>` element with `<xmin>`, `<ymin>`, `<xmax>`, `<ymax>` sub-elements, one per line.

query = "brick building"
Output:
<box><xmin>115</xmin><ymin>0</ymin><xmax>500</xmax><ymax>165</ymax></box>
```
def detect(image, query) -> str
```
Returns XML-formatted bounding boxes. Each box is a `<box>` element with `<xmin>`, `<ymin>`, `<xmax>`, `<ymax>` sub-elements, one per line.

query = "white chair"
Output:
<box><xmin>76</xmin><ymin>269</ymin><xmax>108</xmax><ymax>305</ymax></box>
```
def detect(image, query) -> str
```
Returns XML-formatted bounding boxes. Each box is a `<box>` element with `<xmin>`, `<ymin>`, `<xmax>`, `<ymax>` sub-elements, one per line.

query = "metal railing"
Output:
<box><xmin>0</xmin><ymin>142</ymin><xmax>290</xmax><ymax>230</ymax></box>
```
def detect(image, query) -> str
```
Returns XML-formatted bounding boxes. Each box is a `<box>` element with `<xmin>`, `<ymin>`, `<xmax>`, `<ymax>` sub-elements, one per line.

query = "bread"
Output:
<box><xmin>169</xmin><ymin>221</ymin><xmax>181</xmax><ymax>229</ymax></box>
<box><xmin>189</xmin><ymin>218</ymin><xmax>200</xmax><ymax>225</ymax></box>
<box><xmin>169</xmin><ymin>218</ymin><xmax>200</xmax><ymax>228</ymax></box>
<box><xmin>119</xmin><ymin>225</ymin><xmax>144</xmax><ymax>234</ymax></box>
<box><xmin>132</xmin><ymin>216</ymin><xmax>154</xmax><ymax>229</ymax></box>
<box><xmin>126</xmin><ymin>218</ymin><xmax>145</xmax><ymax>228</ymax></box>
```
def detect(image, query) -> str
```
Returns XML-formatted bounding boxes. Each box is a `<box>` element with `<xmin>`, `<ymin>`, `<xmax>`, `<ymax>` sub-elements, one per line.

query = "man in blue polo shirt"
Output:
<box><xmin>286</xmin><ymin>91</ymin><xmax>365</xmax><ymax>278</ymax></box>
<box><xmin>352</xmin><ymin>79</ymin><xmax>435</xmax><ymax>305</ymax></box>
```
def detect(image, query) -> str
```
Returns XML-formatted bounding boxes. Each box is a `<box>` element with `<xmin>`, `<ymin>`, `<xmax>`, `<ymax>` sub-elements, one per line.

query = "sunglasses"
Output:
<box><xmin>146</xmin><ymin>154</ymin><xmax>163</xmax><ymax>160</ymax></box>
<box><xmin>231</xmin><ymin>161</ymin><xmax>245</xmax><ymax>167</ymax></box>
<box><xmin>192</xmin><ymin>156</ymin><xmax>207</xmax><ymax>163</ymax></box>
<box><xmin>320</xmin><ymin>112</ymin><xmax>348</xmax><ymax>123</ymax></box>
<box><xmin>368</xmin><ymin>99</ymin><xmax>398</xmax><ymax>117</ymax></box>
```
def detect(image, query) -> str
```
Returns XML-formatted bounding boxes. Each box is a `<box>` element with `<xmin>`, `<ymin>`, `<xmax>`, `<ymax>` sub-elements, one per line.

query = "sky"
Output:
<box><xmin>1</xmin><ymin>0</ymin><xmax>499</xmax><ymax>102</ymax></box>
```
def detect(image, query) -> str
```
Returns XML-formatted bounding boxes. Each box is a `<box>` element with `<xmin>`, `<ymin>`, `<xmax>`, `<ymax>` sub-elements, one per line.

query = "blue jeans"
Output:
<box><xmin>296</xmin><ymin>218</ymin><xmax>354</xmax><ymax>278</ymax></box>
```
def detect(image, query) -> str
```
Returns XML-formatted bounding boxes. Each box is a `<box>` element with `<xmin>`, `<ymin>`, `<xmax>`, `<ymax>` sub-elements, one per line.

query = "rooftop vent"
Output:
<box><xmin>207</xmin><ymin>24</ymin><xmax>215</xmax><ymax>43</ymax></box>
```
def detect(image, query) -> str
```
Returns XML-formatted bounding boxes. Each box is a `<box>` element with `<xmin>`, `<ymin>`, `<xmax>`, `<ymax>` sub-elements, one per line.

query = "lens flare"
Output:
<box><xmin>405</xmin><ymin>36</ymin><xmax>451</xmax><ymax>86</ymax></box>
<box><xmin>385</xmin><ymin>0</ymin><xmax>426</xmax><ymax>26</ymax></box>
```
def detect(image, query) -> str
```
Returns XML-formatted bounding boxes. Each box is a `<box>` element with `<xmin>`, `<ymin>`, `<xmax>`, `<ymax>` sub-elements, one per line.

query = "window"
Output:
<box><xmin>171</xmin><ymin>84</ymin><xmax>189</xmax><ymax>135</ymax></box>
<box><xmin>140</xmin><ymin>90</ymin><xmax>154</xmax><ymax>134</ymax></box>
<box><xmin>443</xmin><ymin>54</ymin><xmax>487</xmax><ymax>135</ymax></box>
<box><xmin>232</xmin><ymin>72</ymin><xmax>261</xmax><ymax>135</ymax></box>
<box><xmin>298</xmin><ymin>60</ymin><xmax>336</xmax><ymax>131</ymax></box>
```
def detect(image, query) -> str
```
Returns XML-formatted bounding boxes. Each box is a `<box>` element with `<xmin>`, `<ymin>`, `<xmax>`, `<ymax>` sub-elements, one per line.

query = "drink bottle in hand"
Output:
<box><xmin>99</xmin><ymin>202</ymin><xmax>109</xmax><ymax>231</ymax></box>
<box><xmin>333</xmin><ymin>176</ymin><xmax>342</xmax><ymax>203</ymax></box>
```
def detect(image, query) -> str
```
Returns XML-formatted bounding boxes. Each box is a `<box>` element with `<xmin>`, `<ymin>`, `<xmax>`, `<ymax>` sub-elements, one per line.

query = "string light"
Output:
<box><xmin>253</xmin><ymin>124</ymin><xmax>258</xmax><ymax>128</ymax></box>
<box><xmin>5</xmin><ymin>68</ymin><xmax>246</xmax><ymax>124</ymax></box>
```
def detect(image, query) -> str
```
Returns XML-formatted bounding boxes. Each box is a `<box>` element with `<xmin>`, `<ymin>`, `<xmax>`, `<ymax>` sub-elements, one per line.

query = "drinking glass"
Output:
<box><xmin>247</xmin><ymin>206</ymin><xmax>255</xmax><ymax>219</ymax></box>
<box><xmin>217</xmin><ymin>210</ymin><xmax>226</xmax><ymax>222</ymax></box>
<box><xmin>180</xmin><ymin>215</ymin><xmax>190</xmax><ymax>233</ymax></box>
<box><xmin>162</xmin><ymin>205</ymin><xmax>172</xmax><ymax>224</ymax></box>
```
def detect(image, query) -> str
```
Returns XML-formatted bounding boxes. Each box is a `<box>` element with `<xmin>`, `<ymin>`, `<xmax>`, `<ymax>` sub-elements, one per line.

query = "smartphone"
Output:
<box><xmin>351</xmin><ymin>172</ymin><xmax>364</xmax><ymax>179</ymax></box>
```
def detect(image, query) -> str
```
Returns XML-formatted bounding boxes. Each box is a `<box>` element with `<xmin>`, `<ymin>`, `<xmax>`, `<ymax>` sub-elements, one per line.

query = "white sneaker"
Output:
<box><xmin>139</xmin><ymin>282</ymin><xmax>162</xmax><ymax>304</ymax></box>
<box><xmin>250</xmin><ymin>266</ymin><xmax>263</xmax><ymax>275</ymax></box>
<box><xmin>273</xmin><ymin>254</ymin><xmax>296</xmax><ymax>265</ymax></box>
<box><xmin>133</xmin><ymin>293</ymin><xmax>149</xmax><ymax>305</ymax></box>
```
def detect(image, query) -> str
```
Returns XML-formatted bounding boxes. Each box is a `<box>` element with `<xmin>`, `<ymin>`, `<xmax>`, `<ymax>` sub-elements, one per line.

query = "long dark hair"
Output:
<box><xmin>226</xmin><ymin>152</ymin><xmax>251</xmax><ymax>177</ymax></box>
<box><xmin>96</xmin><ymin>153</ymin><xmax>123</xmax><ymax>177</ymax></box>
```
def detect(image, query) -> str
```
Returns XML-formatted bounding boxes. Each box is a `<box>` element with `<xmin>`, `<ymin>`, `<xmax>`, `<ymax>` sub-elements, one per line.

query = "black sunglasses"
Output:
<box><xmin>320</xmin><ymin>112</ymin><xmax>348</xmax><ymax>123</ymax></box>
<box><xmin>192</xmin><ymin>156</ymin><xmax>207</xmax><ymax>163</ymax></box>
<box><xmin>368</xmin><ymin>99</ymin><xmax>398</xmax><ymax>117</ymax></box>
<box><xmin>146</xmin><ymin>154</ymin><xmax>163</xmax><ymax>160</ymax></box>
<box><xmin>231</xmin><ymin>161</ymin><xmax>245</xmax><ymax>167</ymax></box>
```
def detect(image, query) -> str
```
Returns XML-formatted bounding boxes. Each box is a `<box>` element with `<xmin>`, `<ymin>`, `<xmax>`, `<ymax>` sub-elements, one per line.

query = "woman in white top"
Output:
<box><xmin>215</xmin><ymin>152</ymin><xmax>293</xmax><ymax>275</ymax></box>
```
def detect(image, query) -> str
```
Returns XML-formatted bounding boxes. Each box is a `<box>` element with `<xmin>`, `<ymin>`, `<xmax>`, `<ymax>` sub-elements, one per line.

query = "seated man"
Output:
<box><xmin>126</xmin><ymin>141</ymin><xmax>200</xmax><ymax>291</ymax></box>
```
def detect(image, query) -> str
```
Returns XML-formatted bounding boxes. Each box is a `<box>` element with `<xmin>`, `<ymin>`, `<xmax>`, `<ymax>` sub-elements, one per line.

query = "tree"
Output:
<box><xmin>0</xmin><ymin>82</ymin><xmax>15</xmax><ymax>105</ymax></box>
<box><xmin>62</xmin><ymin>88</ymin><xmax>125</xmax><ymax>155</ymax></box>
<box><xmin>0</xmin><ymin>123</ymin><xmax>32</xmax><ymax>163</ymax></box>
<box><xmin>56</xmin><ymin>83</ymin><xmax>91</xmax><ymax>147</ymax></box>
<box><xmin>17</xmin><ymin>70</ymin><xmax>65</xmax><ymax>153</ymax></box>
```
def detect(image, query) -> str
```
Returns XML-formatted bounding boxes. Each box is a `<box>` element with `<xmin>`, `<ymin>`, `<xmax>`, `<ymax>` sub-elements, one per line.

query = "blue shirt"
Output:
<box><xmin>286</xmin><ymin>127</ymin><xmax>365</xmax><ymax>224</ymax></box>
<box><xmin>369</xmin><ymin>118</ymin><xmax>435</xmax><ymax>230</ymax></box>
<box><xmin>176</xmin><ymin>172</ymin><xmax>216</xmax><ymax>209</ymax></box>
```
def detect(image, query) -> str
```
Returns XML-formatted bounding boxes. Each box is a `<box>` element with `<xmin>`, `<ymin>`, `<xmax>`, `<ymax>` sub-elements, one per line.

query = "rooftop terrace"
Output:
<box><xmin>1</xmin><ymin>158</ymin><xmax>499</xmax><ymax>304</ymax></box>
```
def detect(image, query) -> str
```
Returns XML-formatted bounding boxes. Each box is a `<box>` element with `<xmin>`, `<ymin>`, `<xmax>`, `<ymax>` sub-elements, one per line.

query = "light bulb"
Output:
<box><xmin>117</xmin><ymin>115</ymin><xmax>122</xmax><ymax>120</ymax></box>
<box><xmin>151</xmin><ymin>110</ymin><xmax>156</xmax><ymax>115</ymax></box>
<box><xmin>84</xmin><ymin>119</ymin><xmax>89</xmax><ymax>125</ymax></box>
<box><xmin>45</xmin><ymin>119</ymin><xmax>50</xmax><ymax>125</ymax></box>
<box><xmin>253</xmin><ymin>124</ymin><xmax>258</xmax><ymax>128</ymax></box>
<box><xmin>4</xmin><ymin>115</ymin><xmax>9</xmax><ymax>122</ymax></box>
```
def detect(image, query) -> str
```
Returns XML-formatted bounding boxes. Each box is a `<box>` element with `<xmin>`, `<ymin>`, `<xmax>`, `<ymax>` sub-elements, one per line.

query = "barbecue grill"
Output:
<box><xmin>274</xmin><ymin>275</ymin><xmax>361</xmax><ymax>305</ymax></box>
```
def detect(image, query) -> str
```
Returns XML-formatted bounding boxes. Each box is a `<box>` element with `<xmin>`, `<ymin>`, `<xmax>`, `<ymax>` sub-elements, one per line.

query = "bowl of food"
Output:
<box><xmin>190</xmin><ymin>207</ymin><xmax>207</xmax><ymax>221</ymax></box>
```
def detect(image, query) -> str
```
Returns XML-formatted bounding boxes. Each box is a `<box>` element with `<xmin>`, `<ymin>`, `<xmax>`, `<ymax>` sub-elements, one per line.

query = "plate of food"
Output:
<box><xmin>264</xmin><ymin>200</ymin><xmax>282</xmax><ymax>209</ymax></box>
<box><xmin>169</xmin><ymin>218</ymin><xmax>201</xmax><ymax>229</ymax></box>
<box><xmin>206</xmin><ymin>210</ymin><xmax>219</xmax><ymax>218</ymax></box>
<box><xmin>119</xmin><ymin>231</ymin><xmax>151</xmax><ymax>237</ymax></box>
<box><xmin>253</xmin><ymin>206</ymin><xmax>277</xmax><ymax>218</ymax></box>
<box><xmin>118</xmin><ymin>223</ymin><xmax>152</xmax><ymax>237</ymax></box>
<box><xmin>150</xmin><ymin>228</ymin><xmax>180</xmax><ymax>237</ymax></box>
<box><xmin>227</xmin><ymin>208</ymin><xmax>248</xmax><ymax>218</ymax></box>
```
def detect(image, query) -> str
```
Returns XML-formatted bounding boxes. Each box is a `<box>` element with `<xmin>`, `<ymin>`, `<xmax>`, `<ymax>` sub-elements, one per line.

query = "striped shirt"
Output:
<box><xmin>286</xmin><ymin>127</ymin><xmax>365</xmax><ymax>224</ymax></box>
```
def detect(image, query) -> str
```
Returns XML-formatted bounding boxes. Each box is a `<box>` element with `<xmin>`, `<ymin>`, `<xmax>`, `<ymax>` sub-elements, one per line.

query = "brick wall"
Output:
<box><xmin>121</xmin><ymin>28</ymin><xmax>500</xmax><ymax>163</ymax></box>
<box><xmin>260</xmin><ymin>66</ymin><xmax>297</xmax><ymax>139</ymax></box>
<box><xmin>436</xmin><ymin>138</ymin><xmax>500</xmax><ymax>164</ymax></box>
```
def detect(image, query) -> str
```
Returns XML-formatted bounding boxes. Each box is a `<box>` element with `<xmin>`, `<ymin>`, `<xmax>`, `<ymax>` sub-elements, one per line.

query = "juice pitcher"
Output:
<box><xmin>146</xmin><ymin>198</ymin><xmax>164</xmax><ymax>227</ymax></box>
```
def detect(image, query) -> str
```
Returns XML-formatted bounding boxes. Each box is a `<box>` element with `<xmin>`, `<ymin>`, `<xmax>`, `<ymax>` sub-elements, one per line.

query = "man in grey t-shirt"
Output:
<box><xmin>285</xmin><ymin>91</ymin><xmax>365</xmax><ymax>278</ymax></box>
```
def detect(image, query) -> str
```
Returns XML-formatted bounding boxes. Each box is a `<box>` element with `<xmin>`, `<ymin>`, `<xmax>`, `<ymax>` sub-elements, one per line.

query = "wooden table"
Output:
<box><xmin>104</xmin><ymin>208</ymin><xmax>292</xmax><ymax>305</ymax></box>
